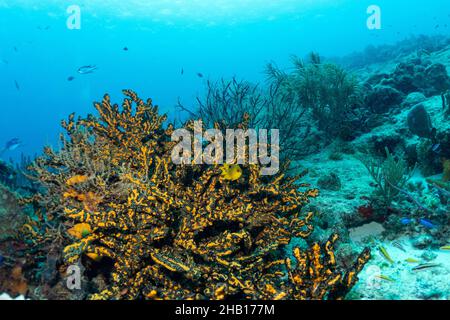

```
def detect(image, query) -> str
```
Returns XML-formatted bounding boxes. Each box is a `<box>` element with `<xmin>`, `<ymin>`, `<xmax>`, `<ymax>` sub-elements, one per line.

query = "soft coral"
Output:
<box><xmin>358</xmin><ymin>204</ymin><xmax>374</xmax><ymax>219</ymax></box>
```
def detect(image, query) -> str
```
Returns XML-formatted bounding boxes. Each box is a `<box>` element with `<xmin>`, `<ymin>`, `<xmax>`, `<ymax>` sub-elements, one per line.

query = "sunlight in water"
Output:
<box><xmin>1</xmin><ymin>0</ymin><xmax>345</xmax><ymax>23</ymax></box>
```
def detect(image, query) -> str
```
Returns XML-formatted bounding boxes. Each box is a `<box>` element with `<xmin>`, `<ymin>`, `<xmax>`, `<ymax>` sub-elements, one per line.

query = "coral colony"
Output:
<box><xmin>15</xmin><ymin>91</ymin><xmax>369</xmax><ymax>300</ymax></box>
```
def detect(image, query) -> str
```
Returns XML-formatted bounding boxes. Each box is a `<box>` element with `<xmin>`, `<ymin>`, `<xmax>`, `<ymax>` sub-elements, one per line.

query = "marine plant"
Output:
<box><xmin>332</xmin><ymin>35</ymin><xmax>450</xmax><ymax>69</ymax></box>
<box><xmin>359</xmin><ymin>148</ymin><xmax>416</xmax><ymax>206</ymax></box>
<box><xmin>178</xmin><ymin>77</ymin><xmax>316</xmax><ymax>163</ymax></box>
<box><xmin>442</xmin><ymin>159</ymin><xmax>450</xmax><ymax>182</ymax></box>
<box><xmin>0</xmin><ymin>160</ymin><xmax>15</xmax><ymax>186</ymax></box>
<box><xmin>0</xmin><ymin>182</ymin><xmax>33</xmax><ymax>297</ymax></box>
<box><xmin>21</xmin><ymin>90</ymin><xmax>370</xmax><ymax>300</ymax></box>
<box><xmin>0</xmin><ymin>183</ymin><xmax>27</xmax><ymax>242</ymax></box>
<box><xmin>442</xmin><ymin>91</ymin><xmax>450</xmax><ymax>118</ymax></box>
<box><xmin>179</xmin><ymin>78</ymin><xmax>266</xmax><ymax>130</ymax></box>
<box><xmin>267</xmin><ymin>53</ymin><xmax>362</xmax><ymax>141</ymax></box>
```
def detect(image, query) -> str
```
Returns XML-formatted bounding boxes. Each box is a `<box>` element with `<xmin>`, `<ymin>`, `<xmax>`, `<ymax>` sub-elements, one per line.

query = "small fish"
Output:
<box><xmin>392</xmin><ymin>241</ymin><xmax>406</xmax><ymax>252</ymax></box>
<box><xmin>123</xmin><ymin>47</ymin><xmax>128</xmax><ymax>51</ymax></box>
<box><xmin>375</xmin><ymin>274</ymin><xmax>395</xmax><ymax>282</ymax></box>
<box><xmin>197</xmin><ymin>72</ymin><xmax>204</xmax><ymax>78</ymax></box>
<box><xmin>378</xmin><ymin>246</ymin><xmax>394</xmax><ymax>264</ymax></box>
<box><xmin>13</xmin><ymin>46</ymin><xmax>18</xmax><ymax>52</ymax></box>
<box><xmin>181</xmin><ymin>68</ymin><xmax>184</xmax><ymax>75</ymax></box>
<box><xmin>431</xmin><ymin>143</ymin><xmax>441</xmax><ymax>154</ymax></box>
<box><xmin>220</xmin><ymin>164</ymin><xmax>242</xmax><ymax>181</ymax></box>
<box><xmin>14</xmin><ymin>80</ymin><xmax>20</xmax><ymax>91</ymax></box>
<box><xmin>419</xmin><ymin>218</ymin><xmax>435</xmax><ymax>229</ymax></box>
<box><xmin>412</xmin><ymin>263</ymin><xmax>441</xmax><ymax>271</ymax></box>
<box><xmin>440</xmin><ymin>246</ymin><xmax>450</xmax><ymax>251</ymax></box>
<box><xmin>86</xmin><ymin>252</ymin><xmax>102</xmax><ymax>261</ymax></box>
<box><xmin>405</xmin><ymin>258</ymin><xmax>420</xmax><ymax>263</ymax></box>
<box><xmin>400</xmin><ymin>218</ymin><xmax>412</xmax><ymax>225</ymax></box>
<box><xmin>0</xmin><ymin>254</ymin><xmax>4</xmax><ymax>266</ymax></box>
<box><xmin>1</xmin><ymin>59</ymin><xmax>8</xmax><ymax>65</ymax></box>
<box><xmin>67</xmin><ymin>223</ymin><xmax>92</xmax><ymax>239</ymax></box>
<box><xmin>78</xmin><ymin>65</ymin><xmax>98</xmax><ymax>74</ymax></box>
<box><xmin>67</xmin><ymin>76</ymin><xmax>75</xmax><ymax>81</ymax></box>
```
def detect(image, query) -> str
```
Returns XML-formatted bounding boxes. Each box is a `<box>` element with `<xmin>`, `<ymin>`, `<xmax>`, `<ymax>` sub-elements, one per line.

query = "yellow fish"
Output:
<box><xmin>405</xmin><ymin>258</ymin><xmax>420</xmax><ymax>263</ymax></box>
<box><xmin>378</xmin><ymin>246</ymin><xmax>394</xmax><ymax>264</ymax></box>
<box><xmin>220</xmin><ymin>164</ymin><xmax>242</xmax><ymax>181</ymax></box>
<box><xmin>67</xmin><ymin>223</ymin><xmax>92</xmax><ymax>239</ymax></box>
<box><xmin>440</xmin><ymin>246</ymin><xmax>450</xmax><ymax>251</ymax></box>
<box><xmin>375</xmin><ymin>274</ymin><xmax>395</xmax><ymax>282</ymax></box>
<box><xmin>86</xmin><ymin>252</ymin><xmax>102</xmax><ymax>262</ymax></box>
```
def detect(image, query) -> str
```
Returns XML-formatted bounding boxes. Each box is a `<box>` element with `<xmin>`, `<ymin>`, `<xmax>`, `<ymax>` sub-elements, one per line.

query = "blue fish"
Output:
<box><xmin>419</xmin><ymin>218</ymin><xmax>435</xmax><ymax>229</ymax></box>
<box><xmin>5</xmin><ymin>138</ymin><xmax>22</xmax><ymax>151</ymax></box>
<box><xmin>400</xmin><ymin>218</ymin><xmax>412</xmax><ymax>225</ymax></box>
<box><xmin>0</xmin><ymin>254</ymin><xmax>4</xmax><ymax>266</ymax></box>
<box><xmin>0</xmin><ymin>138</ymin><xmax>22</xmax><ymax>156</ymax></box>
<box><xmin>431</xmin><ymin>143</ymin><xmax>441</xmax><ymax>154</ymax></box>
<box><xmin>77</xmin><ymin>65</ymin><xmax>98</xmax><ymax>75</ymax></box>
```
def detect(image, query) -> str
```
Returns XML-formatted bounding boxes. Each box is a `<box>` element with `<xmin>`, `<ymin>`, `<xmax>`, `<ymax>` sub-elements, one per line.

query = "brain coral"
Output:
<box><xmin>22</xmin><ymin>90</ymin><xmax>370</xmax><ymax>300</ymax></box>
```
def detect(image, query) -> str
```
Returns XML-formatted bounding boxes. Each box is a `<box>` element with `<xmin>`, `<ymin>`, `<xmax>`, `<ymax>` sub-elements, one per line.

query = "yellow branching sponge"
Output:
<box><xmin>285</xmin><ymin>234</ymin><xmax>371</xmax><ymax>300</ymax></box>
<box><xmin>22</xmin><ymin>90</ymin><xmax>370</xmax><ymax>300</ymax></box>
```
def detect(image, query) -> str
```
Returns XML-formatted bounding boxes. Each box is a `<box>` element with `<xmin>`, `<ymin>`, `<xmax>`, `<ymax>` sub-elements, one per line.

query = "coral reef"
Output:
<box><xmin>18</xmin><ymin>90</ymin><xmax>370</xmax><ymax>300</ymax></box>
<box><xmin>407</xmin><ymin>104</ymin><xmax>434</xmax><ymax>139</ymax></box>
<box><xmin>2</xmin><ymin>35</ymin><xmax>449</xmax><ymax>301</ymax></box>
<box><xmin>181</xmin><ymin>53</ymin><xmax>365</xmax><ymax>165</ymax></box>
<box><xmin>366</xmin><ymin>85</ymin><xmax>404</xmax><ymax>114</ymax></box>
<box><xmin>0</xmin><ymin>183</ymin><xmax>32</xmax><ymax>298</ymax></box>
<box><xmin>332</xmin><ymin>35</ymin><xmax>450</xmax><ymax>70</ymax></box>
<box><xmin>0</xmin><ymin>184</ymin><xmax>26</xmax><ymax>242</ymax></box>
<box><xmin>367</xmin><ymin>57</ymin><xmax>450</xmax><ymax>98</ymax></box>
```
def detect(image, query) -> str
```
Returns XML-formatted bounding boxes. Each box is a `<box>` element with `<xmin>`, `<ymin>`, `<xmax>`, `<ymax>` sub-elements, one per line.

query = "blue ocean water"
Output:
<box><xmin>0</xmin><ymin>0</ymin><xmax>449</xmax><ymax>160</ymax></box>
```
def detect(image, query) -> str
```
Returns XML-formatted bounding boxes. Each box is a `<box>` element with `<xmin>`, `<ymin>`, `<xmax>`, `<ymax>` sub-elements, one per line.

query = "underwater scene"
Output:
<box><xmin>0</xmin><ymin>0</ymin><xmax>449</xmax><ymax>302</ymax></box>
